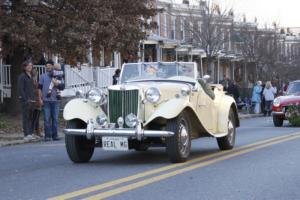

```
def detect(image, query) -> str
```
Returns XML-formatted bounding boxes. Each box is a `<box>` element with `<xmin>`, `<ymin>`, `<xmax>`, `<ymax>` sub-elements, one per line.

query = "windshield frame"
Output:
<box><xmin>119</xmin><ymin>62</ymin><xmax>198</xmax><ymax>84</ymax></box>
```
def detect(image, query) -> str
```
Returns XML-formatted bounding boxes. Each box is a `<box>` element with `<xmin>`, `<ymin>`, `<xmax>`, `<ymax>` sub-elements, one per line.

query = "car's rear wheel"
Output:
<box><xmin>65</xmin><ymin>120</ymin><xmax>95</xmax><ymax>163</ymax></box>
<box><xmin>166</xmin><ymin>111</ymin><xmax>191</xmax><ymax>163</ymax></box>
<box><xmin>273</xmin><ymin>116</ymin><xmax>284</xmax><ymax>127</ymax></box>
<box><xmin>217</xmin><ymin>110</ymin><xmax>236</xmax><ymax>150</ymax></box>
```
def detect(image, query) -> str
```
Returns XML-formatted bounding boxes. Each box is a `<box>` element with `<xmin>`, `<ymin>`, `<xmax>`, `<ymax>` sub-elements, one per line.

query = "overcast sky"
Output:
<box><xmin>170</xmin><ymin>0</ymin><xmax>300</xmax><ymax>27</ymax></box>
<box><xmin>218</xmin><ymin>0</ymin><xmax>300</xmax><ymax>27</ymax></box>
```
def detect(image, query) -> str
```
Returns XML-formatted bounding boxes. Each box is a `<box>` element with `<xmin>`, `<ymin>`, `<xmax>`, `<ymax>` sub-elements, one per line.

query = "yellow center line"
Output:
<box><xmin>85</xmin><ymin>133</ymin><xmax>300</xmax><ymax>200</ymax></box>
<box><xmin>48</xmin><ymin>132</ymin><xmax>300</xmax><ymax>200</ymax></box>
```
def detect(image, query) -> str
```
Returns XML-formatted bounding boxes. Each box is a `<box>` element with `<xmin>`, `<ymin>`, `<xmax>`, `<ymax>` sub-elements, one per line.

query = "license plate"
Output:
<box><xmin>102</xmin><ymin>137</ymin><xmax>129</xmax><ymax>151</ymax></box>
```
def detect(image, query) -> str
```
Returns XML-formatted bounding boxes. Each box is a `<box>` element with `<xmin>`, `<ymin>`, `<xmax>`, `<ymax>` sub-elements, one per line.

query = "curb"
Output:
<box><xmin>0</xmin><ymin>133</ymin><xmax>64</xmax><ymax>148</ymax></box>
<box><xmin>0</xmin><ymin>139</ymin><xmax>43</xmax><ymax>148</ymax></box>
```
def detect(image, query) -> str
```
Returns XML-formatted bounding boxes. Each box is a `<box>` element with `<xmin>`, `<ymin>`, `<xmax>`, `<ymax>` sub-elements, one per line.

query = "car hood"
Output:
<box><xmin>108</xmin><ymin>81</ymin><xmax>192</xmax><ymax>100</ymax></box>
<box><xmin>277</xmin><ymin>95</ymin><xmax>300</xmax><ymax>106</ymax></box>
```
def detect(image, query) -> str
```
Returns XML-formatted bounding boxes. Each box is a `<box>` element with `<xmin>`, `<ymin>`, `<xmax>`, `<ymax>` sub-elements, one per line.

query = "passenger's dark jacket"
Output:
<box><xmin>17</xmin><ymin>72</ymin><xmax>35</xmax><ymax>103</ymax></box>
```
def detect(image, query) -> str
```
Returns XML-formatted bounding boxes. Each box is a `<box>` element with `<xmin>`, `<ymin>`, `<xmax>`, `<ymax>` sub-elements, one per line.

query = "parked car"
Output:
<box><xmin>272</xmin><ymin>80</ymin><xmax>300</xmax><ymax>126</ymax></box>
<box><xmin>63</xmin><ymin>62</ymin><xmax>240</xmax><ymax>163</ymax></box>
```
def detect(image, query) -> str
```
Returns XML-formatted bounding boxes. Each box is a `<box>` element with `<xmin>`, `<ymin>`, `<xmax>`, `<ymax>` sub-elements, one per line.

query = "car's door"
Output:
<box><xmin>195</xmin><ymin>84</ymin><xmax>217</xmax><ymax>132</ymax></box>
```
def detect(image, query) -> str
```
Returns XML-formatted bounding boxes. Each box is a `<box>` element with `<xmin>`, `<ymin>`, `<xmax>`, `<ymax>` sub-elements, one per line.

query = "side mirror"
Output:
<box><xmin>202</xmin><ymin>75</ymin><xmax>210</xmax><ymax>83</ymax></box>
<box><xmin>203</xmin><ymin>75</ymin><xmax>210</xmax><ymax>80</ymax></box>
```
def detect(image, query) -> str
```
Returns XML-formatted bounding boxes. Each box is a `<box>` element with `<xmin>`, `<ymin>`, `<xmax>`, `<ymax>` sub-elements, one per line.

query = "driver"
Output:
<box><xmin>145</xmin><ymin>65</ymin><xmax>158</xmax><ymax>75</ymax></box>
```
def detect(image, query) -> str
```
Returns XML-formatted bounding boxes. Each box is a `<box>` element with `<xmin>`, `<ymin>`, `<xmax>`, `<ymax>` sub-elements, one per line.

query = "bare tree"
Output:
<box><xmin>171</xmin><ymin>0</ymin><xmax>234</xmax><ymax>79</ymax></box>
<box><xmin>235</xmin><ymin>22</ymin><xmax>280</xmax><ymax>83</ymax></box>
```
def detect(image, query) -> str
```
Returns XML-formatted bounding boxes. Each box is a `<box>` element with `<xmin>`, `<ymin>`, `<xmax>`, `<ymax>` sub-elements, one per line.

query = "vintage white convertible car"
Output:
<box><xmin>63</xmin><ymin>62</ymin><xmax>239</xmax><ymax>163</ymax></box>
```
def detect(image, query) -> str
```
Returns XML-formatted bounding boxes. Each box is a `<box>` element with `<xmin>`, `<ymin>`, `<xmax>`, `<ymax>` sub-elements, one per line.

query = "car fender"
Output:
<box><xmin>215</xmin><ymin>95</ymin><xmax>239</xmax><ymax>135</ymax></box>
<box><xmin>63</xmin><ymin>98</ymin><xmax>105</xmax><ymax>124</ymax></box>
<box><xmin>144</xmin><ymin>98</ymin><xmax>196</xmax><ymax>126</ymax></box>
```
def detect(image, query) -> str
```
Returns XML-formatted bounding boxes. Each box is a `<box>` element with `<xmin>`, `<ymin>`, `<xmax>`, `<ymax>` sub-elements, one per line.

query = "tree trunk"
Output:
<box><xmin>207</xmin><ymin>56</ymin><xmax>214</xmax><ymax>81</ymax></box>
<box><xmin>243</xmin><ymin>62</ymin><xmax>247</xmax><ymax>88</ymax></box>
<box><xmin>6</xmin><ymin>46</ymin><xmax>25</xmax><ymax>115</ymax></box>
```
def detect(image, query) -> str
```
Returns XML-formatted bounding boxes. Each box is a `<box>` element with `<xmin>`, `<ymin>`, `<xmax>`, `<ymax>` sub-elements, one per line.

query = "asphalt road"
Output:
<box><xmin>1</xmin><ymin>117</ymin><xmax>300</xmax><ymax>200</ymax></box>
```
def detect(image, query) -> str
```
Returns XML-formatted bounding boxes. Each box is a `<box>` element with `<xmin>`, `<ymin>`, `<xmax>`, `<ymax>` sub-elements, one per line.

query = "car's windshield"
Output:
<box><xmin>287</xmin><ymin>82</ymin><xmax>300</xmax><ymax>95</ymax></box>
<box><xmin>120</xmin><ymin>62</ymin><xmax>196</xmax><ymax>83</ymax></box>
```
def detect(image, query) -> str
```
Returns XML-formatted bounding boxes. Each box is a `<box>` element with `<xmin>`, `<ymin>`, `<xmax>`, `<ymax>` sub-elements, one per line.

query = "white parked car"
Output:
<box><xmin>63</xmin><ymin>62</ymin><xmax>239</xmax><ymax>163</ymax></box>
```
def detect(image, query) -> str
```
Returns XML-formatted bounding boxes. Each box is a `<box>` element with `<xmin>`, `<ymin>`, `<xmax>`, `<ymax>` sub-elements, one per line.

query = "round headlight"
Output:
<box><xmin>273</xmin><ymin>98</ymin><xmax>281</xmax><ymax>107</ymax></box>
<box><xmin>125</xmin><ymin>113</ymin><xmax>138</xmax><ymax>128</ymax></box>
<box><xmin>87</xmin><ymin>88</ymin><xmax>107</xmax><ymax>105</ymax></box>
<box><xmin>145</xmin><ymin>87</ymin><xmax>161</xmax><ymax>104</ymax></box>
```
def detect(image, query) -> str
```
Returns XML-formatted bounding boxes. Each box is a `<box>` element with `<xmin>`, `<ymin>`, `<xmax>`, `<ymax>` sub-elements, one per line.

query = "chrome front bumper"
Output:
<box><xmin>64</xmin><ymin>121</ymin><xmax>174</xmax><ymax>141</ymax></box>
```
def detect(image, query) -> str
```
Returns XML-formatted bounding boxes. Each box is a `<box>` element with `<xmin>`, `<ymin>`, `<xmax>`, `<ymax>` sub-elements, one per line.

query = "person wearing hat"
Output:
<box><xmin>39</xmin><ymin>60</ymin><xmax>65</xmax><ymax>141</ymax></box>
<box><xmin>17</xmin><ymin>61</ymin><xmax>36</xmax><ymax>141</ymax></box>
<box><xmin>251</xmin><ymin>80</ymin><xmax>263</xmax><ymax>114</ymax></box>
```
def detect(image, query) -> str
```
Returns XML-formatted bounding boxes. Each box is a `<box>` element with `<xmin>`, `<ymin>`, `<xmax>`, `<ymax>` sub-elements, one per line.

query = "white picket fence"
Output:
<box><xmin>63</xmin><ymin>65</ymin><xmax>95</xmax><ymax>96</ymax></box>
<box><xmin>95</xmin><ymin>67</ymin><xmax>116</xmax><ymax>88</ymax></box>
<box><xmin>0</xmin><ymin>64</ymin><xmax>11</xmax><ymax>102</ymax></box>
<box><xmin>0</xmin><ymin>63</ymin><xmax>117</xmax><ymax>103</ymax></box>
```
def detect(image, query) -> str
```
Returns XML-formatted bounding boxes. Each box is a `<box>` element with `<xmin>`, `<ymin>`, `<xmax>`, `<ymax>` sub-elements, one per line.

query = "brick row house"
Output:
<box><xmin>141</xmin><ymin>0</ymin><xmax>300</xmax><ymax>91</ymax></box>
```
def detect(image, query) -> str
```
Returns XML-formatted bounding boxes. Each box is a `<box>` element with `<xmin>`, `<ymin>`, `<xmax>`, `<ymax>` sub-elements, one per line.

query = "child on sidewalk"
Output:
<box><xmin>47</xmin><ymin>63</ymin><xmax>64</xmax><ymax>100</ymax></box>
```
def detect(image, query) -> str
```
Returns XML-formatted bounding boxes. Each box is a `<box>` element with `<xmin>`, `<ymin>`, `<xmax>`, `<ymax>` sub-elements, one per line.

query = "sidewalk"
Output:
<box><xmin>0</xmin><ymin>131</ymin><xmax>64</xmax><ymax>147</ymax></box>
<box><xmin>0</xmin><ymin>112</ymin><xmax>263</xmax><ymax>147</ymax></box>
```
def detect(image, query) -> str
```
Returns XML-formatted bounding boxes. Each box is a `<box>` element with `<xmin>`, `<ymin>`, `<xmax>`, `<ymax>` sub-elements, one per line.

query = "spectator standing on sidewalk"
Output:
<box><xmin>112</xmin><ymin>69</ymin><xmax>121</xmax><ymax>85</ymax></box>
<box><xmin>39</xmin><ymin>60</ymin><xmax>65</xmax><ymax>141</ymax></box>
<box><xmin>227</xmin><ymin>80</ymin><xmax>240</xmax><ymax>103</ymax></box>
<box><xmin>251</xmin><ymin>81</ymin><xmax>262</xmax><ymax>114</ymax></box>
<box><xmin>263</xmin><ymin>81</ymin><xmax>277</xmax><ymax>116</ymax></box>
<box><xmin>282</xmin><ymin>81</ymin><xmax>289</xmax><ymax>95</ymax></box>
<box><xmin>17</xmin><ymin>61</ymin><xmax>36</xmax><ymax>141</ymax></box>
<box><xmin>260</xmin><ymin>82</ymin><xmax>266</xmax><ymax>115</ymax></box>
<box><xmin>31</xmin><ymin>68</ymin><xmax>43</xmax><ymax>138</ymax></box>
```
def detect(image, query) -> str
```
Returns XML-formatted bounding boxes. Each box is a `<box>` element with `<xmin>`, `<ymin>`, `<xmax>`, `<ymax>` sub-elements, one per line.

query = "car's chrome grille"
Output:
<box><xmin>108</xmin><ymin>89</ymin><xmax>139</xmax><ymax>127</ymax></box>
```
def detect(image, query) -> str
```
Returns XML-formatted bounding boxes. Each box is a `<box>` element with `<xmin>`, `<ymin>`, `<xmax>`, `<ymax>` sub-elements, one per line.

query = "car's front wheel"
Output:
<box><xmin>166</xmin><ymin>111</ymin><xmax>191</xmax><ymax>163</ymax></box>
<box><xmin>273</xmin><ymin>116</ymin><xmax>284</xmax><ymax>127</ymax></box>
<box><xmin>65</xmin><ymin>120</ymin><xmax>95</xmax><ymax>163</ymax></box>
<box><xmin>217</xmin><ymin>110</ymin><xmax>236</xmax><ymax>150</ymax></box>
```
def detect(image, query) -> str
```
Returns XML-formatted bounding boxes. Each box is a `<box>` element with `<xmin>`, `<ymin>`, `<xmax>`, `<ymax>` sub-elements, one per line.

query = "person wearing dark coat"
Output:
<box><xmin>112</xmin><ymin>69</ymin><xmax>121</xmax><ymax>85</ymax></box>
<box><xmin>261</xmin><ymin>83</ymin><xmax>266</xmax><ymax>115</ymax></box>
<box><xmin>17</xmin><ymin>61</ymin><xmax>36</xmax><ymax>141</ymax></box>
<box><xmin>227</xmin><ymin>80</ymin><xmax>240</xmax><ymax>103</ymax></box>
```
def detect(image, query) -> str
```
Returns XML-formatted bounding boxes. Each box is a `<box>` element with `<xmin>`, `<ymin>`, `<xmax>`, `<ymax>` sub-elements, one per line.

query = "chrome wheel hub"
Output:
<box><xmin>179</xmin><ymin>120</ymin><xmax>189</xmax><ymax>153</ymax></box>
<box><xmin>228</xmin><ymin>120</ymin><xmax>234</xmax><ymax>145</ymax></box>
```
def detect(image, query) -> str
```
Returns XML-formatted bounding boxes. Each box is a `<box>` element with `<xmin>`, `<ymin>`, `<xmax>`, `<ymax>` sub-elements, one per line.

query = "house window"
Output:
<box><xmin>181</xmin><ymin>19</ymin><xmax>185</xmax><ymax>41</ymax></box>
